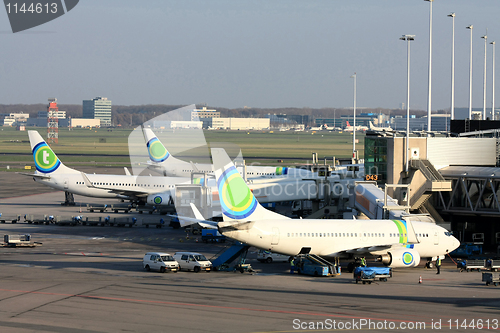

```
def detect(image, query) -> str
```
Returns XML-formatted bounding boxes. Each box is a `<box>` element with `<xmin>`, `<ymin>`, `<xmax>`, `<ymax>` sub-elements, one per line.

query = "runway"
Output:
<box><xmin>0</xmin><ymin>191</ymin><xmax>499</xmax><ymax>332</ymax></box>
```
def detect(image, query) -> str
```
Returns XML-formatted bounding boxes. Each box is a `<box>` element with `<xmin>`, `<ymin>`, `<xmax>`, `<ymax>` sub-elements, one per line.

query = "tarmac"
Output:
<box><xmin>0</xmin><ymin>175</ymin><xmax>499</xmax><ymax>332</ymax></box>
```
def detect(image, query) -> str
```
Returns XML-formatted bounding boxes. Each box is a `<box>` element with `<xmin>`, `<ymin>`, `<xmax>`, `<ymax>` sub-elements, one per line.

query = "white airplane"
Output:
<box><xmin>22</xmin><ymin>131</ymin><xmax>323</xmax><ymax>207</ymax></box>
<box><xmin>344</xmin><ymin>121</ymin><xmax>368</xmax><ymax>132</ymax></box>
<box><xmin>142</xmin><ymin>128</ymin><xmax>314</xmax><ymax>179</ymax></box>
<box><xmin>368</xmin><ymin>121</ymin><xmax>394</xmax><ymax>132</ymax></box>
<box><xmin>20</xmin><ymin>130</ymin><xmax>193</xmax><ymax>204</ymax></box>
<box><xmin>188</xmin><ymin>148</ymin><xmax>460</xmax><ymax>268</ymax></box>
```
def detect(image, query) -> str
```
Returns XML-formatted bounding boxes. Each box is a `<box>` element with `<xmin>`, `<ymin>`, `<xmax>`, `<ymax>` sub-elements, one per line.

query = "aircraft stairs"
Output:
<box><xmin>408</xmin><ymin>159</ymin><xmax>452</xmax><ymax>210</ymax></box>
<box><xmin>210</xmin><ymin>242</ymin><xmax>251</xmax><ymax>271</ymax></box>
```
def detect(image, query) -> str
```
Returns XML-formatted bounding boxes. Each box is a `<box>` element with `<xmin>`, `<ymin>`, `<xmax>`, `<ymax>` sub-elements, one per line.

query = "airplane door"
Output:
<box><xmin>64</xmin><ymin>178</ymin><xmax>69</xmax><ymax>189</ymax></box>
<box><xmin>271</xmin><ymin>227</ymin><xmax>279</xmax><ymax>245</ymax></box>
<box><xmin>434</xmin><ymin>231</ymin><xmax>439</xmax><ymax>245</ymax></box>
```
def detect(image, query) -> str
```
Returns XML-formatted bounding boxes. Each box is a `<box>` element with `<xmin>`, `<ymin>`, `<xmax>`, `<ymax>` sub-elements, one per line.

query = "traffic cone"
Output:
<box><xmin>419</xmin><ymin>275</ymin><xmax>422</xmax><ymax>284</ymax></box>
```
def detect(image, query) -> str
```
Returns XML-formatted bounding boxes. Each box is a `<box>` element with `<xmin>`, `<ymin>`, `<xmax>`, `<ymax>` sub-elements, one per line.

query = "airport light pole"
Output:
<box><xmin>467</xmin><ymin>25</ymin><xmax>473</xmax><ymax>120</ymax></box>
<box><xmin>425</xmin><ymin>0</ymin><xmax>433</xmax><ymax>132</ymax></box>
<box><xmin>491</xmin><ymin>41</ymin><xmax>496</xmax><ymax>120</ymax></box>
<box><xmin>400</xmin><ymin>35</ymin><xmax>414</xmax><ymax>174</ymax></box>
<box><xmin>448</xmin><ymin>13</ymin><xmax>455</xmax><ymax>120</ymax></box>
<box><xmin>350</xmin><ymin>73</ymin><xmax>356</xmax><ymax>161</ymax></box>
<box><xmin>482</xmin><ymin>34</ymin><xmax>488</xmax><ymax>120</ymax></box>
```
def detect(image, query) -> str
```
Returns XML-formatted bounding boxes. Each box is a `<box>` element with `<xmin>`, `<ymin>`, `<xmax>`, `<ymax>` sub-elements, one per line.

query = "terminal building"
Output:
<box><xmin>83</xmin><ymin>97</ymin><xmax>112</xmax><ymax>126</ymax></box>
<box><xmin>364</xmin><ymin>125</ymin><xmax>500</xmax><ymax>250</ymax></box>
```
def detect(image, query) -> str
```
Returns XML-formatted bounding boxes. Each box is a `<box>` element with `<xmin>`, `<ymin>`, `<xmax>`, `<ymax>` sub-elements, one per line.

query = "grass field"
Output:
<box><xmin>0</xmin><ymin>126</ymin><xmax>364</xmax><ymax>170</ymax></box>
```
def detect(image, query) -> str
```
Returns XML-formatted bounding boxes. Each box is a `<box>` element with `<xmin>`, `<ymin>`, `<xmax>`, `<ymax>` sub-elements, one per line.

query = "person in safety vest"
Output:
<box><xmin>290</xmin><ymin>258</ymin><xmax>296</xmax><ymax>274</ymax></box>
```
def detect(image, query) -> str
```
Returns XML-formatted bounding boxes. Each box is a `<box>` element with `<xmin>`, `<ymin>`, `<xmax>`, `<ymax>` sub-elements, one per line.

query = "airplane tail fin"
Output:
<box><xmin>28</xmin><ymin>130</ymin><xmax>77</xmax><ymax>175</ymax></box>
<box><xmin>369</xmin><ymin>121</ymin><xmax>374</xmax><ymax>129</ymax></box>
<box><xmin>211</xmin><ymin>148</ymin><xmax>288</xmax><ymax>222</ymax></box>
<box><xmin>346</xmin><ymin>121</ymin><xmax>351</xmax><ymax>127</ymax></box>
<box><xmin>142</xmin><ymin>128</ymin><xmax>171</xmax><ymax>163</ymax></box>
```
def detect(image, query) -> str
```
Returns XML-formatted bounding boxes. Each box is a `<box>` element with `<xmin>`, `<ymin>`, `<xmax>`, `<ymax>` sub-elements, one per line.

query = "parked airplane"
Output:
<box><xmin>368</xmin><ymin>121</ymin><xmax>394</xmax><ymax>132</ymax></box>
<box><xmin>22</xmin><ymin>131</ymin><xmax>323</xmax><ymax>207</ymax></box>
<box><xmin>344</xmin><ymin>121</ymin><xmax>368</xmax><ymax>132</ymax></box>
<box><xmin>188</xmin><ymin>148</ymin><xmax>460</xmax><ymax>268</ymax></box>
<box><xmin>20</xmin><ymin>130</ymin><xmax>192</xmax><ymax>204</ymax></box>
<box><xmin>308</xmin><ymin>124</ymin><xmax>340</xmax><ymax>131</ymax></box>
<box><xmin>143</xmin><ymin>128</ymin><xmax>314</xmax><ymax>179</ymax></box>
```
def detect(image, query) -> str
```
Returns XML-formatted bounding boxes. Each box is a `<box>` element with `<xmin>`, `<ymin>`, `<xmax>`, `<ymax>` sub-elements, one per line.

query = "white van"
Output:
<box><xmin>143</xmin><ymin>252</ymin><xmax>179</xmax><ymax>273</ymax></box>
<box><xmin>173</xmin><ymin>252</ymin><xmax>212</xmax><ymax>272</ymax></box>
<box><xmin>257</xmin><ymin>250</ymin><xmax>290</xmax><ymax>263</ymax></box>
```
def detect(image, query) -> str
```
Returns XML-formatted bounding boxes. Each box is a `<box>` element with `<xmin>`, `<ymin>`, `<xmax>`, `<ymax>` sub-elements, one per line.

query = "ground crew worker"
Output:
<box><xmin>436</xmin><ymin>257</ymin><xmax>442</xmax><ymax>274</ymax></box>
<box><xmin>361</xmin><ymin>257</ymin><xmax>366</xmax><ymax>267</ymax></box>
<box><xmin>290</xmin><ymin>258</ymin><xmax>296</xmax><ymax>274</ymax></box>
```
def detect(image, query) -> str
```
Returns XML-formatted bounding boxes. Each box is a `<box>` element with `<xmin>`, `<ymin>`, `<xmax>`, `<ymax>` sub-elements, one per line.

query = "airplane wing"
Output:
<box><xmin>321</xmin><ymin>243</ymin><xmax>409</xmax><ymax>257</ymax></box>
<box><xmin>321</xmin><ymin>219</ymin><xmax>420</xmax><ymax>256</ymax></box>
<box><xmin>16</xmin><ymin>172</ymin><xmax>51</xmax><ymax>179</ymax></box>
<box><xmin>175</xmin><ymin>217</ymin><xmax>217</xmax><ymax>229</ymax></box>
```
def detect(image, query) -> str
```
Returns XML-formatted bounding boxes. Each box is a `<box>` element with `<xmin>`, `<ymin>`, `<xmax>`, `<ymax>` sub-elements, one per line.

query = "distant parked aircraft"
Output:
<box><xmin>344</xmin><ymin>121</ymin><xmax>368</xmax><ymax>132</ymax></box>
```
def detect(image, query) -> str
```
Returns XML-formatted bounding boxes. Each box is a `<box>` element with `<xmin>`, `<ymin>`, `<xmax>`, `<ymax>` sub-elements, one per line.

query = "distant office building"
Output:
<box><xmin>83</xmin><ymin>97</ymin><xmax>112</xmax><ymax>126</ymax></box>
<box><xmin>208</xmin><ymin>117</ymin><xmax>270</xmax><ymax>130</ymax></box>
<box><xmin>454</xmin><ymin>107</ymin><xmax>498</xmax><ymax>120</ymax></box>
<box><xmin>392</xmin><ymin>115</ymin><xmax>450</xmax><ymax>132</ymax></box>
<box><xmin>171</xmin><ymin>121</ymin><xmax>203</xmax><ymax>129</ymax></box>
<box><xmin>2</xmin><ymin>112</ymin><xmax>29</xmax><ymax>126</ymax></box>
<box><xmin>191</xmin><ymin>107</ymin><xmax>219</xmax><ymax>121</ymax></box>
<box><xmin>70</xmin><ymin>118</ymin><xmax>100</xmax><ymax>128</ymax></box>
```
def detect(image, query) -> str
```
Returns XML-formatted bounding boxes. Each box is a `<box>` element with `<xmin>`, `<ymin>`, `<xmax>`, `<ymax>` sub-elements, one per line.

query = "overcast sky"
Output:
<box><xmin>0</xmin><ymin>0</ymin><xmax>499</xmax><ymax>110</ymax></box>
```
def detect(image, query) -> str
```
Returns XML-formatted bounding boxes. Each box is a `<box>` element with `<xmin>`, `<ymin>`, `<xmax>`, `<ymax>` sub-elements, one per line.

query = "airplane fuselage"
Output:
<box><xmin>220</xmin><ymin>219</ymin><xmax>459</xmax><ymax>261</ymax></box>
<box><xmin>34</xmin><ymin>173</ymin><xmax>187</xmax><ymax>199</ymax></box>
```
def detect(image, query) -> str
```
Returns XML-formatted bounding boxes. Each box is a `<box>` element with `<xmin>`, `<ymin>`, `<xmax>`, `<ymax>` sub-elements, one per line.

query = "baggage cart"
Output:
<box><xmin>482</xmin><ymin>272</ymin><xmax>500</xmax><ymax>286</ymax></box>
<box><xmin>457</xmin><ymin>259</ymin><xmax>486</xmax><ymax>272</ymax></box>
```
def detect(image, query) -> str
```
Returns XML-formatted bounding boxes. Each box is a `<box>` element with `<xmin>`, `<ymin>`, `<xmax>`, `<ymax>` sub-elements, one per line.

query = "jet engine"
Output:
<box><xmin>146</xmin><ymin>192</ymin><xmax>172</xmax><ymax>206</ymax></box>
<box><xmin>377</xmin><ymin>248</ymin><xmax>420</xmax><ymax>268</ymax></box>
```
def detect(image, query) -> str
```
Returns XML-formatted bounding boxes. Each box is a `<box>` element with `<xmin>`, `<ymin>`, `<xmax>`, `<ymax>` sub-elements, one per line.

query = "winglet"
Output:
<box><xmin>190</xmin><ymin>203</ymin><xmax>205</xmax><ymax>220</ymax></box>
<box><xmin>124</xmin><ymin>167</ymin><xmax>131</xmax><ymax>176</ymax></box>
<box><xmin>81</xmin><ymin>172</ymin><xmax>95</xmax><ymax>188</ymax></box>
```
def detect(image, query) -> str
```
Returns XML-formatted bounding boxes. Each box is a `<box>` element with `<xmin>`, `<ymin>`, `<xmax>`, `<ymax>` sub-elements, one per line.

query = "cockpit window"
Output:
<box><xmin>444</xmin><ymin>232</ymin><xmax>452</xmax><ymax>236</ymax></box>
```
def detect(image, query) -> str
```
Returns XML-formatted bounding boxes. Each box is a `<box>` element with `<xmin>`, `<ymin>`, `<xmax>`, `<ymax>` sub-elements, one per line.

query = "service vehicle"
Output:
<box><xmin>257</xmin><ymin>250</ymin><xmax>290</xmax><ymax>263</ymax></box>
<box><xmin>143</xmin><ymin>252</ymin><xmax>179</xmax><ymax>273</ymax></box>
<box><xmin>174</xmin><ymin>252</ymin><xmax>212</xmax><ymax>272</ymax></box>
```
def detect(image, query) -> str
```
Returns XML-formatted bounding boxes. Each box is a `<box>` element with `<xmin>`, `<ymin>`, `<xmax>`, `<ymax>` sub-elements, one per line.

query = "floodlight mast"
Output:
<box><xmin>467</xmin><ymin>25</ymin><xmax>473</xmax><ymax>120</ymax></box>
<box><xmin>425</xmin><ymin>0</ymin><xmax>433</xmax><ymax>132</ymax></box>
<box><xmin>400</xmin><ymin>35</ymin><xmax>415</xmax><ymax>173</ymax></box>
<box><xmin>491</xmin><ymin>41</ymin><xmax>496</xmax><ymax>120</ymax></box>
<box><xmin>448</xmin><ymin>13</ymin><xmax>455</xmax><ymax>120</ymax></box>
<box><xmin>482</xmin><ymin>33</ymin><xmax>488</xmax><ymax>120</ymax></box>
<box><xmin>350</xmin><ymin>73</ymin><xmax>356</xmax><ymax>161</ymax></box>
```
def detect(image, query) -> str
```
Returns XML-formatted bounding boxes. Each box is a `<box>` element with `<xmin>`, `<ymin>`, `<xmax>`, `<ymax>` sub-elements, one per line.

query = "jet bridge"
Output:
<box><xmin>353</xmin><ymin>181</ymin><xmax>435</xmax><ymax>223</ymax></box>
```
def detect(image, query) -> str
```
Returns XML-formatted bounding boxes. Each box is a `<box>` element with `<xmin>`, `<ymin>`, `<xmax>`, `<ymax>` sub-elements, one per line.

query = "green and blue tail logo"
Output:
<box><xmin>147</xmin><ymin>138</ymin><xmax>170</xmax><ymax>162</ymax></box>
<box><xmin>275</xmin><ymin>167</ymin><xmax>288</xmax><ymax>175</ymax></box>
<box><xmin>218</xmin><ymin>165</ymin><xmax>258</xmax><ymax>219</ymax></box>
<box><xmin>32</xmin><ymin>142</ymin><xmax>60</xmax><ymax>173</ymax></box>
<box><xmin>193</xmin><ymin>178</ymin><xmax>205</xmax><ymax>185</ymax></box>
<box><xmin>393</xmin><ymin>219</ymin><xmax>415</xmax><ymax>251</ymax></box>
